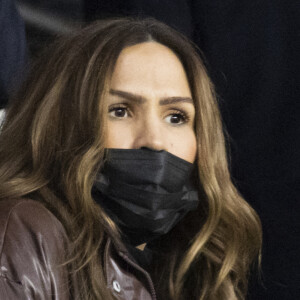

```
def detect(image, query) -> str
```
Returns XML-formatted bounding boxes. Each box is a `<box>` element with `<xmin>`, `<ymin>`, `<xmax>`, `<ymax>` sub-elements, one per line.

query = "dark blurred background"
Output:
<box><xmin>16</xmin><ymin>0</ymin><xmax>83</xmax><ymax>57</ymax></box>
<box><xmin>2</xmin><ymin>1</ymin><xmax>300</xmax><ymax>299</ymax></box>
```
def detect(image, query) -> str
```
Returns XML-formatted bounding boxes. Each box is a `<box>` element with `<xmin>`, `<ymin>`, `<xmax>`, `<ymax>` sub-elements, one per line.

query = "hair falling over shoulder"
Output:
<box><xmin>0</xmin><ymin>18</ymin><xmax>262</xmax><ymax>299</ymax></box>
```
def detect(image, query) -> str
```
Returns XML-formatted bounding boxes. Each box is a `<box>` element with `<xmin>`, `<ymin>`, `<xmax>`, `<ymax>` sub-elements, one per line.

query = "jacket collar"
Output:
<box><xmin>104</xmin><ymin>238</ymin><xmax>157</xmax><ymax>300</ymax></box>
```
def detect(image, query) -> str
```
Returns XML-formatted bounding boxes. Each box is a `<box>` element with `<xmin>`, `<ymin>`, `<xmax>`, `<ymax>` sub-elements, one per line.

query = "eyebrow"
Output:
<box><xmin>109</xmin><ymin>89</ymin><xmax>193</xmax><ymax>105</ymax></box>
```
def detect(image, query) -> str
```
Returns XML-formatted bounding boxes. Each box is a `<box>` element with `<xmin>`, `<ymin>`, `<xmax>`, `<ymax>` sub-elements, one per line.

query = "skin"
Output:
<box><xmin>106</xmin><ymin>41</ymin><xmax>197</xmax><ymax>164</ymax></box>
<box><xmin>105</xmin><ymin>42</ymin><xmax>197</xmax><ymax>250</ymax></box>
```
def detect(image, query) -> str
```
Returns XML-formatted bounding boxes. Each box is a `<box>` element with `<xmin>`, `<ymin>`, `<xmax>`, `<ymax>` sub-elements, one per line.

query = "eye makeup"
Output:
<box><xmin>164</xmin><ymin>109</ymin><xmax>191</xmax><ymax>125</ymax></box>
<box><xmin>107</xmin><ymin>101</ymin><xmax>194</xmax><ymax>126</ymax></box>
<box><xmin>108</xmin><ymin>103</ymin><xmax>132</xmax><ymax>119</ymax></box>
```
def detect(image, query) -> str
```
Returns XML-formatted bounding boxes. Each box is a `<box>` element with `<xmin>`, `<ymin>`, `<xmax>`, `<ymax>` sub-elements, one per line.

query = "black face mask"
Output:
<box><xmin>92</xmin><ymin>148</ymin><xmax>199</xmax><ymax>246</ymax></box>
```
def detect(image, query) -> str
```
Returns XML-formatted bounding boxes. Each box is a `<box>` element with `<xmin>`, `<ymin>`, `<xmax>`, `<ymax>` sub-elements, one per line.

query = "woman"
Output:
<box><xmin>0</xmin><ymin>18</ymin><xmax>261</xmax><ymax>299</ymax></box>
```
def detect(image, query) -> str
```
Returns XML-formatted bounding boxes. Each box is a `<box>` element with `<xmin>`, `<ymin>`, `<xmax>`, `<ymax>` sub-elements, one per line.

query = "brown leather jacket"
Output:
<box><xmin>0</xmin><ymin>199</ymin><xmax>157</xmax><ymax>299</ymax></box>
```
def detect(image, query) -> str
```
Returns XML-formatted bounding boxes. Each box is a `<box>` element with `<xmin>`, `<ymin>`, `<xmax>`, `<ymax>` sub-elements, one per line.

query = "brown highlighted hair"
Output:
<box><xmin>0</xmin><ymin>18</ymin><xmax>261</xmax><ymax>299</ymax></box>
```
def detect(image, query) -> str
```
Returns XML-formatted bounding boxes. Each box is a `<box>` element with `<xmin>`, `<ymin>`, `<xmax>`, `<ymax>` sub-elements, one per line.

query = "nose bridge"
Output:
<box><xmin>133</xmin><ymin>110</ymin><xmax>165</xmax><ymax>151</ymax></box>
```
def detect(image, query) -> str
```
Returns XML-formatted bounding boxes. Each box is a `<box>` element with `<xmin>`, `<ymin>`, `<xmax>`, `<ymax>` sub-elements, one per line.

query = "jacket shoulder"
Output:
<box><xmin>0</xmin><ymin>198</ymin><xmax>66</xmax><ymax>252</ymax></box>
<box><xmin>0</xmin><ymin>198</ymin><xmax>71</xmax><ymax>299</ymax></box>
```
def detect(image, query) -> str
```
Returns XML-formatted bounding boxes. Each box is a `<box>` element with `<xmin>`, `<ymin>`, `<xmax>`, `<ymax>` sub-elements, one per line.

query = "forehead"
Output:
<box><xmin>110</xmin><ymin>42</ymin><xmax>192</xmax><ymax>98</ymax></box>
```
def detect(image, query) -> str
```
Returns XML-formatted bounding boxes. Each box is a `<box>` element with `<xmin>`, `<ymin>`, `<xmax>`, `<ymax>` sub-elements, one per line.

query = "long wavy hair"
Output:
<box><xmin>0</xmin><ymin>18</ymin><xmax>261</xmax><ymax>299</ymax></box>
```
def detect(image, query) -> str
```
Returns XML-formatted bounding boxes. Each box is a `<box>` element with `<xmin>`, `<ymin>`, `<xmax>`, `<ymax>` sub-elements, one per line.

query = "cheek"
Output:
<box><xmin>106</xmin><ymin>122</ymin><xmax>133</xmax><ymax>149</ymax></box>
<box><xmin>169</xmin><ymin>130</ymin><xmax>197</xmax><ymax>163</ymax></box>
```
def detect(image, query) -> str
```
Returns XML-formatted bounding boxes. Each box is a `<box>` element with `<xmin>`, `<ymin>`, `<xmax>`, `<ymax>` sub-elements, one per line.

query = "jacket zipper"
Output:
<box><xmin>118</xmin><ymin>251</ymin><xmax>157</xmax><ymax>300</ymax></box>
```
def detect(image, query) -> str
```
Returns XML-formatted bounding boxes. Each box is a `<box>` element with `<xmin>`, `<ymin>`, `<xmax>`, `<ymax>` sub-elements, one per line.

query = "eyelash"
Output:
<box><xmin>108</xmin><ymin>104</ymin><xmax>190</xmax><ymax>125</ymax></box>
<box><xmin>167</xmin><ymin>109</ymin><xmax>190</xmax><ymax>125</ymax></box>
<box><xmin>108</xmin><ymin>104</ymin><xmax>131</xmax><ymax>114</ymax></box>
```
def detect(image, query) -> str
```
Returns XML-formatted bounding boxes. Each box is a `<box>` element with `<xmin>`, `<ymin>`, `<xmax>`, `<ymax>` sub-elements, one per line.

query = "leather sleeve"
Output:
<box><xmin>0</xmin><ymin>199</ymin><xmax>71</xmax><ymax>299</ymax></box>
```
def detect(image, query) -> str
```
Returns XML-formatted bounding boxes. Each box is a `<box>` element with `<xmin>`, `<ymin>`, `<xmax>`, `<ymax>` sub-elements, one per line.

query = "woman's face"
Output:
<box><xmin>106</xmin><ymin>42</ymin><xmax>197</xmax><ymax>163</ymax></box>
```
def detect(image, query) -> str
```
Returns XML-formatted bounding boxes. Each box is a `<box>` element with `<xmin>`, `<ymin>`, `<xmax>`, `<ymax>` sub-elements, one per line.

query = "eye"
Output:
<box><xmin>108</xmin><ymin>105</ymin><xmax>130</xmax><ymax>119</ymax></box>
<box><xmin>165</xmin><ymin>111</ymin><xmax>188</xmax><ymax>125</ymax></box>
